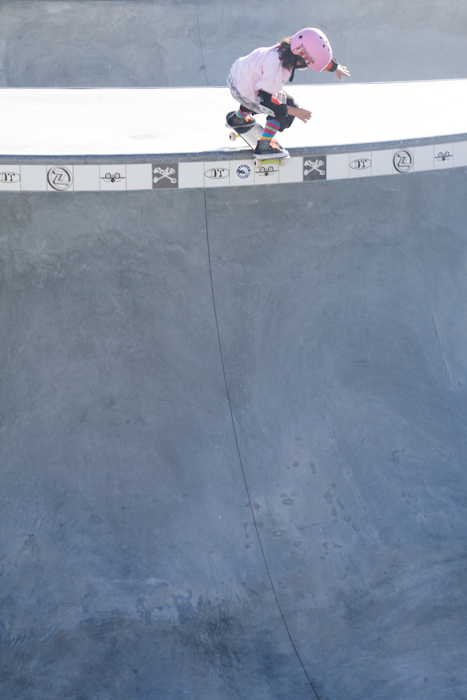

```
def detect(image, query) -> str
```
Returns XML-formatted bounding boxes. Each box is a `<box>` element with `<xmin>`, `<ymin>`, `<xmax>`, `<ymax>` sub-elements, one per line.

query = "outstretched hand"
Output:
<box><xmin>335</xmin><ymin>65</ymin><xmax>350</xmax><ymax>81</ymax></box>
<box><xmin>287</xmin><ymin>106</ymin><xmax>312</xmax><ymax>123</ymax></box>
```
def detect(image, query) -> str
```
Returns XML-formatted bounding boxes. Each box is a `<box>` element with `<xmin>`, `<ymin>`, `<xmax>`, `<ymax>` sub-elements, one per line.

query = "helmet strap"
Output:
<box><xmin>289</xmin><ymin>56</ymin><xmax>298</xmax><ymax>83</ymax></box>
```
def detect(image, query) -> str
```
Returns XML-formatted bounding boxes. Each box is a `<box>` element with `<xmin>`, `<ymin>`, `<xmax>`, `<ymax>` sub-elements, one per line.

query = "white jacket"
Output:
<box><xmin>229</xmin><ymin>45</ymin><xmax>292</xmax><ymax>103</ymax></box>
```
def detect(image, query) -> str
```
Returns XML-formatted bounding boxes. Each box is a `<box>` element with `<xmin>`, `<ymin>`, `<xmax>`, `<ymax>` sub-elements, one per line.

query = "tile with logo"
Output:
<box><xmin>392</xmin><ymin>149</ymin><xmax>414</xmax><ymax>175</ymax></box>
<box><xmin>204</xmin><ymin>162</ymin><xmax>230</xmax><ymax>188</ymax></box>
<box><xmin>46</xmin><ymin>165</ymin><xmax>74</xmax><ymax>192</ymax></box>
<box><xmin>230</xmin><ymin>161</ymin><xmax>255</xmax><ymax>186</ymax></box>
<box><xmin>433</xmin><ymin>144</ymin><xmax>454</xmax><ymax>170</ymax></box>
<box><xmin>303</xmin><ymin>155</ymin><xmax>327</xmax><ymax>182</ymax></box>
<box><xmin>255</xmin><ymin>160</ymin><xmax>279</xmax><ymax>185</ymax></box>
<box><xmin>349</xmin><ymin>152</ymin><xmax>372</xmax><ymax>178</ymax></box>
<box><xmin>99</xmin><ymin>165</ymin><xmax>127</xmax><ymax>191</ymax></box>
<box><xmin>0</xmin><ymin>165</ymin><xmax>22</xmax><ymax>191</ymax></box>
<box><xmin>152</xmin><ymin>163</ymin><xmax>179</xmax><ymax>189</ymax></box>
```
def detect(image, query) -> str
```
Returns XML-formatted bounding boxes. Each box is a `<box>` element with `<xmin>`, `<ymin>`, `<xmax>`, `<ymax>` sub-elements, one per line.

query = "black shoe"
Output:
<box><xmin>253</xmin><ymin>139</ymin><xmax>289</xmax><ymax>160</ymax></box>
<box><xmin>226</xmin><ymin>111</ymin><xmax>256</xmax><ymax>128</ymax></box>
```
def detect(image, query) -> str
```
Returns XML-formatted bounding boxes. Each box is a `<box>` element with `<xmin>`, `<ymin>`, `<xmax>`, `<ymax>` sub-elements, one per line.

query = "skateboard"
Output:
<box><xmin>227</xmin><ymin>114</ymin><xmax>288</xmax><ymax>169</ymax></box>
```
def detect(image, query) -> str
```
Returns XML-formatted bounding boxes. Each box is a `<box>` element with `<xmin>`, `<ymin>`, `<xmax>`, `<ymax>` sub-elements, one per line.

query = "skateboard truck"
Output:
<box><xmin>254</xmin><ymin>158</ymin><xmax>286</xmax><ymax>169</ymax></box>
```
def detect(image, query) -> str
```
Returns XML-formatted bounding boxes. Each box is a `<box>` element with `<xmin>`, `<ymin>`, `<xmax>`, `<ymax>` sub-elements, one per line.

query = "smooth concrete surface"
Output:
<box><xmin>1</xmin><ymin>81</ymin><xmax>466</xmax><ymax>160</ymax></box>
<box><xmin>1</xmin><ymin>168</ymin><xmax>467</xmax><ymax>699</ymax></box>
<box><xmin>0</xmin><ymin>0</ymin><xmax>466</xmax><ymax>88</ymax></box>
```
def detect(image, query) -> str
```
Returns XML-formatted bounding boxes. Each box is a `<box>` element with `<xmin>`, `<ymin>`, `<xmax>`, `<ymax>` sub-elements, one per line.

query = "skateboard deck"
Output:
<box><xmin>227</xmin><ymin>114</ymin><xmax>288</xmax><ymax>167</ymax></box>
<box><xmin>228</xmin><ymin>120</ymin><xmax>264</xmax><ymax>151</ymax></box>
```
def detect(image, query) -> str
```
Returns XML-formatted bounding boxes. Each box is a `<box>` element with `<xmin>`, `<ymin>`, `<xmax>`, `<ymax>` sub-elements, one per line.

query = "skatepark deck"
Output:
<box><xmin>0</xmin><ymin>81</ymin><xmax>466</xmax><ymax>163</ymax></box>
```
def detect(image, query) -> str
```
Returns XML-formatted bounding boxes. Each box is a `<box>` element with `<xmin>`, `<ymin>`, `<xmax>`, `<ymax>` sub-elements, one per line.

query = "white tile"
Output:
<box><xmin>254</xmin><ymin>160</ymin><xmax>279</xmax><ymax>185</ymax></box>
<box><xmin>20</xmin><ymin>165</ymin><xmax>46</xmax><ymax>192</ymax></box>
<box><xmin>21</xmin><ymin>165</ymin><xmax>48</xmax><ymax>191</ymax></box>
<box><xmin>348</xmin><ymin>152</ymin><xmax>372</xmax><ymax>179</ymax></box>
<box><xmin>179</xmin><ymin>162</ymin><xmax>204</xmax><ymax>188</ymax></box>
<box><xmin>413</xmin><ymin>146</ymin><xmax>434</xmax><ymax>173</ymax></box>
<box><xmin>230</xmin><ymin>160</ymin><xmax>255</xmax><ymax>186</ymax></box>
<box><xmin>433</xmin><ymin>143</ymin><xmax>454</xmax><ymax>170</ymax></box>
<box><xmin>126</xmin><ymin>164</ymin><xmax>152</xmax><ymax>190</ymax></box>
<box><xmin>0</xmin><ymin>166</ymin><xmax>21</xmax><ymax>191</ymax></box>
<box><xmin>74</xmin><ymin>165</ymin><xmax>100</xmax><ymax>191</ymax></box>
<box><xmin>204</xmin><ymin>162</ymin><xmax>230</xmax><ymax>188</ymax></box>
<box><xmin>392</xmin><ymin>148</ymin><xmax>415</xmax><ymax>175</ymax></box>
<box><xmin>327</xmin><ymin>153</ymin><xmax>349</xmax><ymax>181</ymax></box>
<box><xmin>454</xmin><ymin>141</ymin><xmax>467</xmax><ymax>168</ymax></box>
<box><xmin>371</xmin><ymin>150</ymin><xmax>394</xmax><ymax>177</ymax></box>
<box><xmin>99</xmin><ymin>165</ymin><xmax>127</xmax><ymax>191</ymax></box>
<box><xmin>278</xmin><ymin>157</ymin><xmax>303</xmax><ymax>184</ymax></box>
<box><xmin>46</xmin><ymin>165</ymin><xmax>74</xmax><ymax>192</ymax></box>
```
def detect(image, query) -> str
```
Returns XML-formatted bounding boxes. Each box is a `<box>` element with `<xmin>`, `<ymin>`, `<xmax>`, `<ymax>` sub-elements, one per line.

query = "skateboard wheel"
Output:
<box><xmin>228</xmin><ymin>132</ymin><xmax>237</xmax><ymax>142</ymax></box>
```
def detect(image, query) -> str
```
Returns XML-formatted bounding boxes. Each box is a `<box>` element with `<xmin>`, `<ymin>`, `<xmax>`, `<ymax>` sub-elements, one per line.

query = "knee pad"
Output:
<box><xmin>279</xmin><ymin>93</ymin><xmax>298</xmax><ymax>131</ymax></box>
<box><xmin>279</xmin><ymin>112</ymin><xmax>295</xmax><ymax>131</ymax></box>
<box><xmin>257</xmin><ymin>89</ymin><xmax>288</xmax><ymax>119</ymax></box>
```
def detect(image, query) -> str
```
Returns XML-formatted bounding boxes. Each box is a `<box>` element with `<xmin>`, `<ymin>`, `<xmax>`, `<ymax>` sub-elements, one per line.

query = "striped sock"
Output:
<box><xmin>236</xmin><ymin>107</ymin><xmax>251</xmax><ymax>119</ymax></box>
<box><xmin>260</xmin><ymin>118</ymin><xmax>280</xmax><ymax>141</ymax></box>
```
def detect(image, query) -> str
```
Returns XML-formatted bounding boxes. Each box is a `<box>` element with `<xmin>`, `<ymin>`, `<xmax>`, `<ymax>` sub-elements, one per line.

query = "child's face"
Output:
<box><xmin>295</xmin><ymin>57</ymin><xmax>307</xmax><ymax>70</ymax></box>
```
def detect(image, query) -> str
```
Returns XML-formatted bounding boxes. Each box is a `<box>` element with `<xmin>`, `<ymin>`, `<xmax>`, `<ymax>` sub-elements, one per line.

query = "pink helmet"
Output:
<box><xmin>290</xmin><ymin>28</ymin><xmax>332</xmax><ymax>72</ymax></box>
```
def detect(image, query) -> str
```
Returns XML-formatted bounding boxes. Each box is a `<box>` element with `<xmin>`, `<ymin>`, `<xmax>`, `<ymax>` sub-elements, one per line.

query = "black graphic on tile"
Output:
<box><xmin>152</xmin><ymin>164</ymin><xmax>179</xmax><ymax>189</ymax></box>
<box><xmin>435</xmin><ymin>151</ymin><xmax>453</xmax><ymax>163</ymax></box>
<box><xmin>350</xmin><ymin>158</ymin><xmax>371</xmax><ymax>171</ymax></box>
<box><xmin>0</xmin><ymin>171</ymin><xmax>20</xmax><ymax>184</ymax></box>
<box><xmin>205</xmin><ymin>167</ymin><xmax>229</xmax><ymax>180</ymax></box>
<box><xmin>303</xmin><ymin>156</ymin><xmax>327</xmax><ymax>181</ymax></box>
<box><xmin>101</xmin><ymin>172</ymin><xmax>125</xmax><ymax>184</ymax></box>
<box><xmin>256</xmin><ymin>163</ymin><xmax>278</xmax><ymax>177</ymax></box>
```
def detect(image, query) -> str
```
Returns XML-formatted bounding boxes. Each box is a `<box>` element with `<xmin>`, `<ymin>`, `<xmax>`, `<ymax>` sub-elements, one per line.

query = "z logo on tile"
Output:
<box><xmin>393</xmin><ymin>150</ymin><xmax>413</xmax><ymax>173</ymax></box>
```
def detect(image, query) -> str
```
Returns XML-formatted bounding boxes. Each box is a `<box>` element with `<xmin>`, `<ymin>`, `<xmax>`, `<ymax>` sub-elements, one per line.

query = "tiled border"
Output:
<box><xmin>0</xmin><ymin>142</ymin><xmax>465</xmax><ymax>193</ymax></box>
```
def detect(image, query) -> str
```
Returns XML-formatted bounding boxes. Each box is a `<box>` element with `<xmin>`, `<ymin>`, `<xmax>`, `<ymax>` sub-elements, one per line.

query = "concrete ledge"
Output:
<box><xmin>0</xmin><ymin>81</ymin><xmax>466</xmax><ymax>190</ymax></box>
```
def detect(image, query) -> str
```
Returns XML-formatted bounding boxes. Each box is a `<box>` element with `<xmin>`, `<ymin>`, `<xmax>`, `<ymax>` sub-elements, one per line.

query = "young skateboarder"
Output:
<box><xmin>226</xmin><ymin>28</ymin><xmax>350</xmax><ymax>159</ymax></box>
